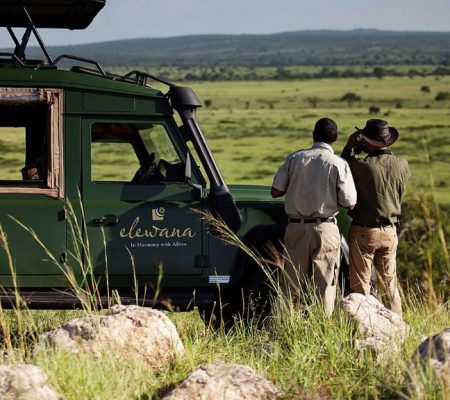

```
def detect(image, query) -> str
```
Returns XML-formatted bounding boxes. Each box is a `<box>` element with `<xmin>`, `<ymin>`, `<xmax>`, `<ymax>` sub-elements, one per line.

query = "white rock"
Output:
<box><xmin>341</xmin><ymin>293</ymin><xmax>410</xmax><ymax>353</ymax></box>
<box><xmin>39</xmin><ymin>305</ymin><xmax>184</xmax><ymax>369</ymax></box>
<box><xmin>161</xmin><ymin>362</ymin><xmax>282</xmax><ymax>400</ymax></box>
<box><xmin>0</xmin><ymin>364</ymin><xmax>62</xmax><ymax>400</ymax></box>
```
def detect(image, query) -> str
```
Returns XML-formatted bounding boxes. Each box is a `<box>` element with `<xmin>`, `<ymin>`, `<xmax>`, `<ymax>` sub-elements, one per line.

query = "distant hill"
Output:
<box><xmin>6</xmin><ymin>29</ymin><xmax>450</xmax><ymax>67</ymax></box>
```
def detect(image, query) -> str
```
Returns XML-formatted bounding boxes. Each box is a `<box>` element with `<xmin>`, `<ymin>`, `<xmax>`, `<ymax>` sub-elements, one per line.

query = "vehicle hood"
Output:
<box><xmin>228</xmin><ymin>184</ymin><xmax>283</xmax><ymax>203</ymax></box>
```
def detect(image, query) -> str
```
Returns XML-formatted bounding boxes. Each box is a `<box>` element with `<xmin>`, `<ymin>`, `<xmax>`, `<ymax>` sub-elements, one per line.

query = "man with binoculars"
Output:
<box><xmin>341</xmin><ymin>119</ymin><xmax>410</xmax><ymax>316</ymax></box>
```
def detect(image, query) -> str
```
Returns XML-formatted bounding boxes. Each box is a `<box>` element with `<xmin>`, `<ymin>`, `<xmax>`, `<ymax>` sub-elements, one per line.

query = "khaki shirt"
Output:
<box><xmin>272</xmin><ymin>142</ymin><xmax>357</xmax><ymax>217</ymax></box>
<box><xmin>341</xmin><ymin>148</ymin><xmax>410</xmax><ymax>225</ymax></box>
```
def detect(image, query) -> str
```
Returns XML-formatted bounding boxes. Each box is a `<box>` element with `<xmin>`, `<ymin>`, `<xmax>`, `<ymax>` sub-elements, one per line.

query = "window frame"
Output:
<box><xmin>0</xmin><ymin>88</ymin><xmax>64</xmax><ymax>198</ymax></box>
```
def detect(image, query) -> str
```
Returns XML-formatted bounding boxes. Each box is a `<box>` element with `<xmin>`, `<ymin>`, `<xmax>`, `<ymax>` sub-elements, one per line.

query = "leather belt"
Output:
<box><xmin>352</xmin><ymin>222</ymin><xmax>395</xmax><ymax>228</ymax></box>
<box><xmin>289</xmin><ymin>217</ymin><xmax>336</xmax><ymax>224</ymax></box>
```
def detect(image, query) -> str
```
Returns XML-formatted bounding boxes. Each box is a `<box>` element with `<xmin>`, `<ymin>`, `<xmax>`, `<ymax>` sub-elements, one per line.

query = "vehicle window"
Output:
<box><xmin>91</xmin><ymin>141</ymin><xmax>139</xmax><ymax>182</ymax></box>
<box><xmin>91</xmin><ymin>122</ymin><xmax>184</xmax><ymax>183</ymax></box>
<box><xmin>0</xmin><ymin>104</ymin><xmax>48</xmax><ymax>182</ymax></box>
<box><xmin>140</xmin><ymin>124</ymin><xmax>180</xmax><ymax>163</ymax></box>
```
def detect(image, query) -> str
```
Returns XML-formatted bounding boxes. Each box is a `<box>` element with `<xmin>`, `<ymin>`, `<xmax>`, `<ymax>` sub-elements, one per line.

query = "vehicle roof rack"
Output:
<box><xmin>70</xmin><ymin>66</ymin><xmax>176</xmax><ymax>89</ymax></box>
<box><xmin>1</xmin><ymin>0</ymin><xmax>105</xmax><ymax>67</ymax></box>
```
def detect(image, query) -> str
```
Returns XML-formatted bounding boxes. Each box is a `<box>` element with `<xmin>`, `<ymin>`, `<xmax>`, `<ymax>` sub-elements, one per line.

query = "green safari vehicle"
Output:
<box><xmin>0</xmin><ymin>0</ymin><xmax>350</xmax><ymax>324</ymax></box>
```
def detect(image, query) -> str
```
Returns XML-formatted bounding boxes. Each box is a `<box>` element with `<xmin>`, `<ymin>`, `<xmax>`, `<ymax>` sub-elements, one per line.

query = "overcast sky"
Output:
<box><xmin>1</xmin><ymin>0</ymin><xmax>449</xmax><ymax>47</ymax></box>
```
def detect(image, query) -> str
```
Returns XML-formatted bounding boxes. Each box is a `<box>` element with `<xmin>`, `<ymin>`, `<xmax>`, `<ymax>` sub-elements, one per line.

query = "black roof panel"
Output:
<box><xmin>0</xmin><ymin>0</ymin><xmax>106</xmax><ymax>29</ymax></box>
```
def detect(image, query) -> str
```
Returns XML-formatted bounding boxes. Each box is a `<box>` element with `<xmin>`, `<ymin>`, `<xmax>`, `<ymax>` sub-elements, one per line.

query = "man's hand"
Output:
<box><xmin>345</xmin><ymin>131</ymin><xmax>361</xmax><ymax>149</ymax></box>
<box><xmin>271</xmin><ymin>187</ymin><xmax>285</xmax><ymax>198</ymax></box>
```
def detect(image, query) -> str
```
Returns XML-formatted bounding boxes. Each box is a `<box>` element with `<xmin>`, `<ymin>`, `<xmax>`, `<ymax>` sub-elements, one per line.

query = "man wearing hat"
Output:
<box><xmin>341</xmin><ymin>119</ymin><xmax>410</xmax><ymax>316</ymax></box>
<box><xmin>272</xmin><ymin>118</ymin><xmax>357</xmax><ymax>316</ymax></box>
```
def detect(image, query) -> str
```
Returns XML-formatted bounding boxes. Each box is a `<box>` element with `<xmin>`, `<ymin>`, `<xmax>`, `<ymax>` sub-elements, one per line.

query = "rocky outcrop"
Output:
<box><xmin>39</xmin><ymin>305</ymin><xmax>184</xmax><ymax>369</ymax></box>
<box><xmin>407</xmin><ymin>328</ymin><xmax>450</xmax><ymax>394</ymax></box>
<box><xmin>161</xmin><ymin>362</ymin><xmax>282</xmax><ymax>400</ymax></box>
<box><xmin>341</xmin><ymin>293</ymin><xmax>410</xmax><ymax>354</ymax></box>
<box><xmin>0</xmin><ymin>364</ymin><xmax>62</xmax><ymax>400</ymax></box>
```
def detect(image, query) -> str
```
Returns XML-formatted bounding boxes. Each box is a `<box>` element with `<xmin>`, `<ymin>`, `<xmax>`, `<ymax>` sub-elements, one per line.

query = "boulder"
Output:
<box><xmin>161</xmin><ymin>362</ymin><xmax>282</xmax><ymax>400</ymax></box>
<box><xmin>408</xmin><ymin>328</ymin><xmax>450</xmax><ymax>392</ymax></box>
<box><xmin>341</xmin><ymin>293</ymin><xmax>410</xmax><ymax>353</ymax></box>
<box><xmin>39</xmin><ymin>305</ymin><xmax>184</xmax><ymax>369</ymax></box>
<box><xmin>0</xmin><ymin>364</ymin><xmax>62</xmax><ymax>400</ymax></box>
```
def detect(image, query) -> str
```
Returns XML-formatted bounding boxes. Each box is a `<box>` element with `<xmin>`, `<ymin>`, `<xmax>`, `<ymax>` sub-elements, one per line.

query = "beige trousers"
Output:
<box><xmin>283</xmin><ymin>222</ymin><xmax>340</xmax><ymax>316</ymax></box>
<box><xmin>349</xmin><ymin>225</ymin><xmax>402</xmax><ymax>316</ymax></box>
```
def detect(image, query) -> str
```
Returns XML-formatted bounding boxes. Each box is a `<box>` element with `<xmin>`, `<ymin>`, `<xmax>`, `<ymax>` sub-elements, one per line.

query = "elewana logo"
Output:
<box><xmin>152</xmin><ymin>207</ymin><xmax>165</xmax><ymax>221</ymax></box>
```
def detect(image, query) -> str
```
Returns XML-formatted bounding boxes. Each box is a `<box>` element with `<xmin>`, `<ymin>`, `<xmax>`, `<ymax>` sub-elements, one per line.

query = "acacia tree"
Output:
<box><xmin>341</xmin><ymin>92</ymin><xmax>361</xmax><ymax>107</ymax></box>
<box><xmin>420</xmin><ymin>85</ymin><xmax>431</xmax><ymax>94</ymax></box>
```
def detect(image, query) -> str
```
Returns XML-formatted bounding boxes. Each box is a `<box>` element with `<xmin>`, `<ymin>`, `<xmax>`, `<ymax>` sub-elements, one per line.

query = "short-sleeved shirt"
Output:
<box><xmin>272</xmin><ymin>142</ymin><xmax>357</xmax><ymax>218</ymax></box>
<box><xmin>341</xmin><ymin>148</ymin><xmax>410</xmax><ymax>225</ymax></box>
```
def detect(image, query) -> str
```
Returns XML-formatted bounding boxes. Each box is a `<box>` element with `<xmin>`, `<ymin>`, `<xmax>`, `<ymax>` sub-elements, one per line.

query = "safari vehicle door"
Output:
<box><xmin>0</xmin><ymin>88</ymin><xmax>66</xmax><ymax>285</ymax></box>
<box><xmin>81</xmin><ymin>117</ymin><xmax>206</xmax><ymax>284</ymax></box>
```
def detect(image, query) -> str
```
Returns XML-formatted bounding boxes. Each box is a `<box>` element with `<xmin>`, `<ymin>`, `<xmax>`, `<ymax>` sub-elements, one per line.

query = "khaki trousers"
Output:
<box><xmin>283</xmin><ymin>222</ymin><xmax>340</xmax><ymax>316</ymax></box>
<box><xmin>349</xmin><ymin>225</ymin><xmax>402</xmax><ymax>316</ymax></box>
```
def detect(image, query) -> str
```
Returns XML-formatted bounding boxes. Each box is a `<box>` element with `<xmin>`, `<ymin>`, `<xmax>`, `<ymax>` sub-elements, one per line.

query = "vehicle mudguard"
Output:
<box><xmin>230</xmin><ymin>223</ymin><xmax>286</xmax><ymax>285</ymax></box>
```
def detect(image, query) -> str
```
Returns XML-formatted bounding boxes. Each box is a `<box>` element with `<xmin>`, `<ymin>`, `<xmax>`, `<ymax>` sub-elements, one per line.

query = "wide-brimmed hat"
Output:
<box><xmin>357</xmin><ymin>119</ymin><xmax>399</xmax><ymax>148</ymax></box>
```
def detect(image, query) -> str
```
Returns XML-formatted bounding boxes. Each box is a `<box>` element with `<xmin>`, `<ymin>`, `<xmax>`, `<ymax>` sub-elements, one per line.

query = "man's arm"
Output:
<box><xmin>271</xmin><ymin>156</ymin><xmax>290</xmax><ymax>198</ymax></box>
<box><xmin>341</xmin><ymin>131</ymin><xmax>360</xmax><ymax>161</ymax></box>
<box><xmin>271</xmin><ymin>187</ymin><xmax>285</xmax><ymax>198</ymax></box>
<box><xmin>337</xmin><ymin>161</ymin><xmax>357</xmax><ymax>210</ymax></box>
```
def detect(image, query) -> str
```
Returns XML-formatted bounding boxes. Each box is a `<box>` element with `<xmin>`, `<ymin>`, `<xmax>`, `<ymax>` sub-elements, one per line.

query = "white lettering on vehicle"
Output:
<box><xmin>119</xmin><ymin>217</ymin><xmax>196</xmax><ymax>240</ymax></box>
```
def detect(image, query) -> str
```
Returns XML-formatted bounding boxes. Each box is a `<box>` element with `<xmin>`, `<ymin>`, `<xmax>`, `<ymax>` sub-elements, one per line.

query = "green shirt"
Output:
<box><xmin>341</xmin><ymin>148</ymin><xmax>410</xmax><ymax>225</ymax></box>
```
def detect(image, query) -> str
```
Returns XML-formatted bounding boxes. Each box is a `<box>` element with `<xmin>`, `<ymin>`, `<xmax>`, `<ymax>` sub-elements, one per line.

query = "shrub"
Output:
<box><xmin>435</xmin><ymin>91</ymin><xmax>450</xmax><ymax>101</ymax></box>
<box><xmin>305</xmin><ymin>97</ymin><xmax>319</xmax><ymax>108</ymax></box>
<box><xmin>369</xmin><ymin>105</ymin><xmax>380</xmax><ymax>114</ymax></box>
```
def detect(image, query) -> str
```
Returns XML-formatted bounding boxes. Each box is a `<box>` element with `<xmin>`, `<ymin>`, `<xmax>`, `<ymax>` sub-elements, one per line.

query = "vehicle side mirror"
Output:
<box><xmin>185</xmin><ymin>152</ymin><xmax>207</xmax><ymax>200</ymax></box>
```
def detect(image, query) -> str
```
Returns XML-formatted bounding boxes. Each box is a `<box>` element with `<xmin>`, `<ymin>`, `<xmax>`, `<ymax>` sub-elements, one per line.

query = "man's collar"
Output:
<box><xmin>367</xmin><ymin>149</ymin><xmax>392</xmax><ymax>157</ymax></box>
<box><xmin>312</xmin><ymin>142</ymin><xmax>334</xmax><ymax>153</ymax></box>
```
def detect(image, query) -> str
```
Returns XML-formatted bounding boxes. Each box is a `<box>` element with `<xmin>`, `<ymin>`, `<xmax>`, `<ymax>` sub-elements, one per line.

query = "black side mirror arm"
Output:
<box><xmin>185</xmin><ymin>152</ymin><xmax>208</xmax><ymax>200</ymax></box>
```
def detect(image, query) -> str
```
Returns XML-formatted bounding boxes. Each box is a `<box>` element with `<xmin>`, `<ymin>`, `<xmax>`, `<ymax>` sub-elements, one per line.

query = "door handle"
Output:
<box><xmin>93</xmin><ymin>214</ymin><xmax>119</xmax><ymax>227</ymax></box>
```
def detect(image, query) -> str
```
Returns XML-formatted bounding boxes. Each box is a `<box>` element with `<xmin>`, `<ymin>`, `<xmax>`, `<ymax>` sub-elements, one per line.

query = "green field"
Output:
<box><xmin>188</xmin><ymin>76</ymin><xmax>450</xmax><ymax>205</ymax></box>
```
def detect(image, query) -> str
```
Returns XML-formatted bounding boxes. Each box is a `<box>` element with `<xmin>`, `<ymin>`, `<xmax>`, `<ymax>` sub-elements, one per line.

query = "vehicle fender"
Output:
<box><xmin>230</xmin><ymin>223</ymin><xmax>286</xmax><ymax>284</ymax></box>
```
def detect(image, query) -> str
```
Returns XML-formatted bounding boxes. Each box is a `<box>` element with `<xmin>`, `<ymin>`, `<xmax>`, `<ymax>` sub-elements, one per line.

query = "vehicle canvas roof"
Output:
<box><xmin>0</xmin><ymin>0</ymin><xmax>106</xmax><ymax>29</ymax></box>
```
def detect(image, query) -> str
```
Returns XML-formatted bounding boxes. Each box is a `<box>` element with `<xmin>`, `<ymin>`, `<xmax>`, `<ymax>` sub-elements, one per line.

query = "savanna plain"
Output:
<box><xmin>1</xmin><ymin>75</ymin><xmax>449</xmax><ymax>399</ymax></box>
